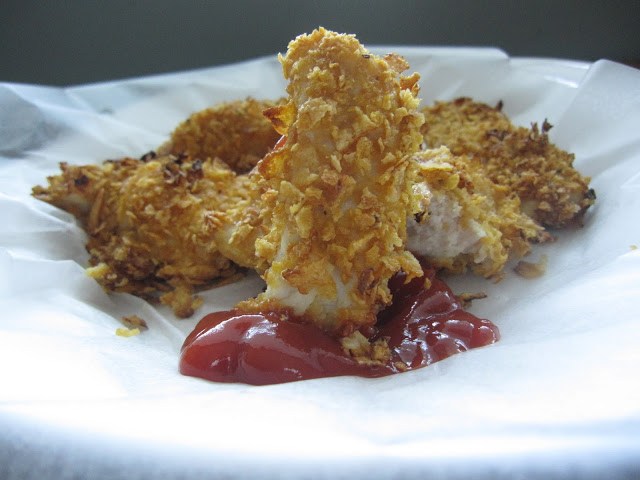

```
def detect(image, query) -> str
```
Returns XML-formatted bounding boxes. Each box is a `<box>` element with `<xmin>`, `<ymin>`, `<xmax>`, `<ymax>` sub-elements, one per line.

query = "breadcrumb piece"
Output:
<box><xmin>340</xmin><ymin>331</ymin><xmax>391</xmax><ymax>366</ymax></box>
<box><xmin>115</xmin><ymin>327</ymin><xmax>141</xmax><ymax>337</ymax></box>
<box><xmin>514</xmin><ymin>255</ymin><xmax>548</xmax><ymax>278</ymax></box>
<box><xmin>457</xmin><ymin>291</ymin><xmax>488</xmax><ymax>309</ymax></box>
<box><xmin>122</xmin><ymin>315</ymin><xmax>148</xmax><ymax>330</ymax></box>
<box><xmin>160</xmin><ymin>285</ymin><xmax>203</xmax><ymax>318</ymax></box>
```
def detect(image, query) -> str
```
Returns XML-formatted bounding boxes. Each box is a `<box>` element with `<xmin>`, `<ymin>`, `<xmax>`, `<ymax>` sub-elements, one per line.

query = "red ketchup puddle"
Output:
<box><xmin>179</xmin><ymin>269</ymin><xmax>499</xmax><ymax>385</ymax></box>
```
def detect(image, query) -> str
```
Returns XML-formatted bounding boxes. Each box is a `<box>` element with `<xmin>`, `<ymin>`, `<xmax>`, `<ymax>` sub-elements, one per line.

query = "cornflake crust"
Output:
<box><xmin>422</xmin><ymin>97</ymin><xmax>595</xmax><ymax>229</ymax></box>
<box><xmin>237</xmin><ymin>28</ymin><xmax>424</xmax><ymax>336</ymax></box>
<box><xmin>32</xmin><ymin>29</ymin><xmax>594</xmax><ymax>344</ymax></box>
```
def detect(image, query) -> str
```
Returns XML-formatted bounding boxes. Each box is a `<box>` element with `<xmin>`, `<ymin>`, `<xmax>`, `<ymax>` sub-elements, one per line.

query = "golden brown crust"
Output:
<box><xmin>410</xmin><ymin>147</ymin><xmax>549</xmax><ymax>278</ymax></box>
<box><xmin>33</xmin><ymin>154</ymin><xmax>248</xmax><ymax>317</ymax></box>
<box><xmin>421</xmin><ymin>97</ymin><xmax>595</xmax><ymax>229</ymax></box>
<box><xmin>31</xmin><ymin>33</ymin><xmax>595</xmax><ymax>337</ymax></box>
<box><xmin>158</xmin><ymin>98</ymin><xmax>283</xmax><ymax>173</ymax></box>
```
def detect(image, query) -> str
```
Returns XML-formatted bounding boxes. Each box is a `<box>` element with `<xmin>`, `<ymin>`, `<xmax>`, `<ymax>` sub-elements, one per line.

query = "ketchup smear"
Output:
<box><xmin>179</xmin><ymin>269</ymin><xmax>499</xmax><ymax>385</ymax></box>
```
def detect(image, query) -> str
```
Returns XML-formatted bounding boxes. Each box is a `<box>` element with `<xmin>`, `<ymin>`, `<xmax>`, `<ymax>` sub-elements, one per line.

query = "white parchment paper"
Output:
<box><xmin>1</xmin><ymin>47</ymin><xmax>639</xmax><ymax>479</ymax></box>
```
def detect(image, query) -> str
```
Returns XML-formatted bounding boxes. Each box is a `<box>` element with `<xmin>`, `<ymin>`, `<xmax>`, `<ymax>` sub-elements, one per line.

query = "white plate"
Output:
<box><xmin>1</xmin><ymin>47</ymin><xmax>639</xmax><ymax>479</ymax></box>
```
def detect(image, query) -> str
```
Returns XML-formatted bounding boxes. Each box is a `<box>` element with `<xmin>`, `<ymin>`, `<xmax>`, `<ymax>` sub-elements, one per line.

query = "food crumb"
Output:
<box><xmin>122</xmin><ymin>315</ymin><xmax>148</xmax><ymax>330</ymax></box>
<box><xmin>514</xmin><ymin>255</ymin><xmax>548</xmax><ymax>278</ymax></box>
<box><xmin>458</xmin><ymin>291</ymin><xmax>488</xmax><ymax>308</ymax></box>
<box><xmin>116</xmin><ymin>327</ymin><xmax>141</xmax><ymax>337</ymax></box>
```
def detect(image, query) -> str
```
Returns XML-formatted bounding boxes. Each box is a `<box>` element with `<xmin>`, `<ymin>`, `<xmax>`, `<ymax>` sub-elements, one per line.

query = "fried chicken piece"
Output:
<box><xmin>421</xmin><ymin>97</ymin><xmax>595</xmax><ymax>228</ymax></box>
<box><xmin>158</xmin><ymin>98</ymin><xmax>282</xmax><ymax>173</ymax></box>
<box><xmin>408</xmin><ymin>146</ymin><xmax>549</xmax><ymax>278</ymax></box>
<box><xmin>32</xmin><ymin>96</ymin><xmax>283</xmax><ymax>317</ymax></box>
<box><xmin>236</xmin><ymin>28</ymin><xmax>424</xmax><ymax>336</ymax></box>
<box><xmin>32</xmin><ymin>153</ymin><xmax>251</xmax><ymax>317</ymax></box>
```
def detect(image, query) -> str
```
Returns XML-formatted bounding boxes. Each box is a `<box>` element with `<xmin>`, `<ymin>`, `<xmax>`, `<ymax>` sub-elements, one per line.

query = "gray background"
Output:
<box><xmin>2</xmin><ymin>0</ymin><xmax>639</xmax><ymax>86</ymax></box>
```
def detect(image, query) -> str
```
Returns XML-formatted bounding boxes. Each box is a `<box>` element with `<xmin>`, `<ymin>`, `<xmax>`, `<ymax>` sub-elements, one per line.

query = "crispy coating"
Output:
<box><xmin>32</xmin><ymin>154</ymin><xmax>253</xmax><ymax>317</ymax></box>
<box><xmin>237</xmin><ymin>28</ymin><xmax>424</xmax><ymax>335</ymax></box>
<box><xmin>158</xmin><ymin>98</ymin><xmax>282</xmax><ymax>173</ymax></box>
<box><xmin>408</xmin><ymin>147</ymin><xmax>549</xmax><ymax>278</ymax></box>
<box><xmin>31</xmin><ymin>32</ymin><xmax>594</xmax><ymax>335</ymax></box>
<box><xmin>421</xmin><ymin>97</ymin><xmax>595</xmax><ymax>228</ymax></box>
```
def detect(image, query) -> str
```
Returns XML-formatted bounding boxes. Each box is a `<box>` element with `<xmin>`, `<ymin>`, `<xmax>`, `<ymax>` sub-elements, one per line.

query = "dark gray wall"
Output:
<box><xmin>2</xmin><ymin>0</ymin><xmax>638</xmax><ymax>86</ymax></box>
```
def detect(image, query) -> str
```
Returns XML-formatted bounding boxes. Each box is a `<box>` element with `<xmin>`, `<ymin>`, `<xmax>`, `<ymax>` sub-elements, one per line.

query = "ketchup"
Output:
<box><xmin>179</xmin><ymin>269</ymin><xmax>499</xmax><ymax>385</ymax></box>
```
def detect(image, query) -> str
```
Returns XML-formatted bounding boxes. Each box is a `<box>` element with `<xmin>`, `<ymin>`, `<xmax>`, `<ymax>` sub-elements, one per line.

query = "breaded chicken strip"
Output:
<box><xmin>408</xmin><ymin>147</ymin><xmax>549</xmax><ymax>278</ymax></box>
<box><xmin>236</xmin><ymin>28</ymin><xmax>424</xmax><ymax>336</ymax></box>
<box><xmin>158</xmin><ymin>98</ymin><xmax>282</xmax><ymax>173</ymax></box>
<box><xmin>422</xmin><ymin>97</ymin><xmax>595</xmax><ymax>228</ymax></box>
<box><xmin>32</xmin><ymin>154</ymin><xmax>252</xmax><ymax>317</ymax></box>
<box><xmin>32</xmin><ymin>96</ymin><xmax>283</xmax><ymax>317</ymax></box>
